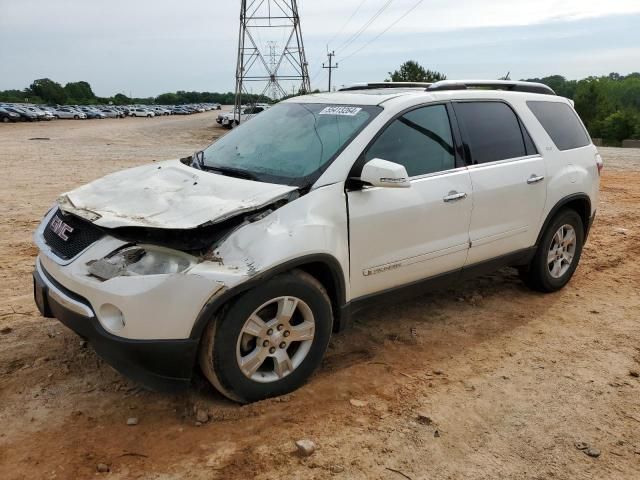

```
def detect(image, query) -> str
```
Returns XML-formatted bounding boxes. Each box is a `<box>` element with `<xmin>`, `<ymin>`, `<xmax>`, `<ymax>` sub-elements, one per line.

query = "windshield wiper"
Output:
<box><xmin>201</xmin><ymin>164</ymin><xmax>258</xmax><ymax>181</ymax></box>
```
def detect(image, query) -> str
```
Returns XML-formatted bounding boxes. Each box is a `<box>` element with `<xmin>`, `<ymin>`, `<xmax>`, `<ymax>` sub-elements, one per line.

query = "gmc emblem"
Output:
<box><xmin>50</xmin><ymin>216</ymin><xmax>74</xmax><ymax>241</ymax></box>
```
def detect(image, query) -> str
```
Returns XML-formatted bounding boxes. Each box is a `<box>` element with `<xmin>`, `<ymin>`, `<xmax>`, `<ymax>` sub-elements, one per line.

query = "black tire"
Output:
<box><xmin>520</xmin><ymin>209</ymin><xmax>584</xmax><ymax>292</ymax></box>
<box><xmin>2</xmin><ymin>117</ymin><xmax>8</xmax><ymax>123</ymax></box>
<box><xmin>73</xmin><ymin>115</ymin><xmax>79</xmax><ymax>119</ymax></box>
<box><xmin>199</xmin><ymin>270</ymin><xmax>333</xmax><ymax>403</ymax></box>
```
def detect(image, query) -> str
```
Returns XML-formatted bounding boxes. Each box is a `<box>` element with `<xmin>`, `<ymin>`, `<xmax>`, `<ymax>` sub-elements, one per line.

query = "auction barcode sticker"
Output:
<box><xmin>319</xmin><ymin>106</ymin><xmax>362</xmax><ymax>116</ymax></box>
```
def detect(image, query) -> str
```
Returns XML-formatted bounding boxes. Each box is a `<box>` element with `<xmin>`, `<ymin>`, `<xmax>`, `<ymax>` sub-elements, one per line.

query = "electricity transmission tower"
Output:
<box><xmin>234</xmin><ymin>0</ymin><xmax>311</xmax><ymax>123</ymax></box>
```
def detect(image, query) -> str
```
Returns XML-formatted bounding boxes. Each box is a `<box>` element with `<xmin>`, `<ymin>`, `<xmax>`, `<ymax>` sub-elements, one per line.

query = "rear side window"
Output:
<box><xmin>454</xmin><ymin>102</ymin><xmax>527</xmax><ymax>164</ymax></box>
<box><xmin>527</xmin><ymin>101</ymin><xmax>590</xmax><ymax>151</ymax></box>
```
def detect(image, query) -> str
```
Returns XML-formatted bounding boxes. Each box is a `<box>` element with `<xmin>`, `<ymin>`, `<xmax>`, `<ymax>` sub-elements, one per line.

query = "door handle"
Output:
<box><xmin>527</xmin><ymin>175</ymin><xmax>545</xmax><ymax>184</ymax></box>
<box><xmin>443</xmin><ymin>191</ymin><xmax>467</xmax><ymax>203</ymax></box>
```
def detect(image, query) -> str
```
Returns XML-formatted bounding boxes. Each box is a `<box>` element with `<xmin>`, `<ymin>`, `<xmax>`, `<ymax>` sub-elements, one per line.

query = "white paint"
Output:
<box><xmin>60</xmin><ymin>159</ymin><xmax>297</xmax><ymax>229</ymax></box>
<box><xmin>34</xmin><ymin>86</ymin><xmax>599</xmax><ymax>342</ymax></box>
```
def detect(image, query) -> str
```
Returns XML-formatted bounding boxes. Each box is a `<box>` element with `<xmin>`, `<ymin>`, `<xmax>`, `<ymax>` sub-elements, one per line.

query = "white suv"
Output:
<box><xmin>33</xmin><ymin>80</ymin><xmax>601</xmax><ymax>403</ymax></box>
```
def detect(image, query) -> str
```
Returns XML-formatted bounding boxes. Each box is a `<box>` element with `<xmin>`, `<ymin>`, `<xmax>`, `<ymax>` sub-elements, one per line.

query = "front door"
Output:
<box><xmin>347</xmin><ymin>104</ymin><xmax>473</xmax><ymax>299</ymax></box>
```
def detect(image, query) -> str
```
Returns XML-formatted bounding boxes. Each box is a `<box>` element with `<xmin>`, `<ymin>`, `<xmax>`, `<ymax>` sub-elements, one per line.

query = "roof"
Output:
<box><xmin>288</xmin><ymin>80</ymin><xmax>559</xmax><ymax>107</ymax></box>
<box><xmin>287</xmin><ymin>90</ymin><xmax>418</xmax><ymax>106</ymax></box>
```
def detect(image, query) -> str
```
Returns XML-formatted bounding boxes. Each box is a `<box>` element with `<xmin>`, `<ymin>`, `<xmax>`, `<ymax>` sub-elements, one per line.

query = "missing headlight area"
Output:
<box><xmin>87</xmin><ymin>246</ymin><xmax>193</xmax><ymax>280</ymax></box>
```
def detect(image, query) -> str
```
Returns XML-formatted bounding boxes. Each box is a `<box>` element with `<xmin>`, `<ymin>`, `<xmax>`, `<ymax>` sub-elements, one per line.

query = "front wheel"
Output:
<box><xmin>199</xmin><ymin>270</ymin><xmax>333</xmax><ymax>403</ymax></box>
<box><xmin>2</xmin><ymin>117</ymin><xmax>8</xmax><ymax>123</ymax></box>
<box><xmin>520</xmin><ymin>209</ymin><xmax>585</xmax><ymax>292</ymax></box>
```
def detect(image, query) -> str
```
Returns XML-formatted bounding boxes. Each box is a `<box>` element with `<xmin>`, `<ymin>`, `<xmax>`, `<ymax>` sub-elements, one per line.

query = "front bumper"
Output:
<box><xmin>33</xmin><ymin>261</ymin><xmax>198</xmax><ymax>392</ymax></box>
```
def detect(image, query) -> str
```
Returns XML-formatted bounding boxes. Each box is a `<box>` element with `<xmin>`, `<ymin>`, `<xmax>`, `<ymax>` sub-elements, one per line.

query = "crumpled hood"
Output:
<box><xmin>58</xmin><ymin>160</ymin><xmax>297</xmax><ymax>229</ymax></box>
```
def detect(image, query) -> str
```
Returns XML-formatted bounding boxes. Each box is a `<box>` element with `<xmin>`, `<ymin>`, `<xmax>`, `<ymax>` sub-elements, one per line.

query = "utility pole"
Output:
<box><xmin>234</xmin><ymin>0</ymin><xmax>311</xmax><ymax>125</ymax></box>
<box><xmin>323</xmin><ymin>51</ymin><xmax>338</xmax><ymax>92</ymax></box>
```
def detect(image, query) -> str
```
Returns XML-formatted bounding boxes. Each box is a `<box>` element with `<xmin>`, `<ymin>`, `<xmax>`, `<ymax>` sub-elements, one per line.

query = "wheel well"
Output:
<box><xmin>537</xmin><ymin>195</ymin><xmax>591</xmax><ymax>246</ymax></box>
<box><xmin>560</xmin><ymin>197</ymin><xmax>591</xmax><ymax>237</ymax></box>
<box><xmin>190</xmin><ymin>256</ymin><xmax>348</xmax><ymax>340</ymax></box>
<box><xmin>295</xmin><ymin>262</ymin><xmax>345</xmax><ymax>333</ymax></box>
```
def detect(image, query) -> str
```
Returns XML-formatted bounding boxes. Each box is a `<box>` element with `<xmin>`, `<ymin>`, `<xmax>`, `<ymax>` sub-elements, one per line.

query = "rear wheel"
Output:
<box><xmin>2</xmin><ymin>117</ymin><xmax>8</xmax><ymax>123</ymax></box>
<box><xmin>520</xmin><ymin>209</ymin><xmax>584</xmax><ymax>292</ymax></box>
<box><xmin>199</xmin><ymin>270</ymin><xmax>333</xmax><ymax>403</ymax></box>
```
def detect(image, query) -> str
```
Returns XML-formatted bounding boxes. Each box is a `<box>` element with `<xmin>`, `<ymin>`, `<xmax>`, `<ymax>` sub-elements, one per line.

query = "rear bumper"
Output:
<box><xmin>33</xmin><ymin>263</ymin><xmax>197</xmax><ymax>392</ymax></box>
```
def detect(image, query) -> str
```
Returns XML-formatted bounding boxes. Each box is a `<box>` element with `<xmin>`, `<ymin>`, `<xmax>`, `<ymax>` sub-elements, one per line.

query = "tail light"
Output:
<box><xmin>595</xmin><ymin>153</ymin><xmax>603</xmax><ymax>176</ymax></box>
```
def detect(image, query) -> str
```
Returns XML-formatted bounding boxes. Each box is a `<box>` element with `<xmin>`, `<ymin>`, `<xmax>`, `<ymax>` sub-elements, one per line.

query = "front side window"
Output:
<box><xmin>454</xmin><ymin>101</ymin><xmax>527</xmax><ymax>164</ymax></box>
<box><xmin>364</xmin><ymin>104</ymin><xmax>455</xmax><ymax>177</ymax></box>
<box><xmin>527</xmin><ymin>101</ymin><xmax>590</xmax><ymax>151</ymax></box>
<box><xmin>201</xmin><ymin>103</ymin><xmax>380</xmax><ymax>186</ymax></box>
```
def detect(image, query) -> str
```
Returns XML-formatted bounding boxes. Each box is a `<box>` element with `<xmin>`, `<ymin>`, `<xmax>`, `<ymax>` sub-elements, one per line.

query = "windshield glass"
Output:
<box><xmin>200</xmin><ymin>102</ymin><xmax>381</xmax><ymax>186</ymax></box>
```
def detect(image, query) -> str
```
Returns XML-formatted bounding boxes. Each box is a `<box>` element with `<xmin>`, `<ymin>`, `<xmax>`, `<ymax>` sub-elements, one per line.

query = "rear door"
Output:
<box><xmin>347</xmin><ymin>103</ymin><xmax>473</xmax><ymax>298</ymax></box>
<box><xmin>453</xmin><ymin>101</ymin><xmax>546</xmax><ymax>265</ymax></box>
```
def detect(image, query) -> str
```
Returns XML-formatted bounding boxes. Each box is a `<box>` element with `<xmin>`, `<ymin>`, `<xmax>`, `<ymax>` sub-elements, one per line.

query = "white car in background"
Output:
<box><xmin>151</xmin><ymin>107</ymin><xmax>170</xmax><ymax>116</ymax></box>
<box><xmin>54</xmin><ymin>107</ymin><xmax>86</xmax><ymax>119</ymax></box>
<box><xmin>131</xmin><ymin>108</ymin><xmax>155</xmax><ymax>118</ymax></box>
<box><xmin>220</xmin><ymin>105</ymin><xmax>267</xmax><ymax>128</ymax></box>
<box><xmin>32</xmin><ymin>80</ymin><xmax>600</xmax><ymax>403</ymax></box>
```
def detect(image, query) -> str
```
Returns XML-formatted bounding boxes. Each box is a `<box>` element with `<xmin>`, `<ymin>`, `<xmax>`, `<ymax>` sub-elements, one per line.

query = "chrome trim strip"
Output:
<box><xmin>36</xmin><ymin>257</ymin><xmax>93</xmax><ymax>318</ymax></box>
<box><xmin>363</xmin><ymin>242</ymin><xmax>469</xmax><ymax>276</ymax></box>
<box><xmin>470</xmin><ymin>226</ymin><xmax>529</xmax><ymax>248</ymax></box>
<box><xmin>410</xmin><ymin>166</ymin><xmax>468</xmax><ymax>182</ymax></box>
<box><xmin>466</xmin><ymin>154</ymin><xmax>542</xmax><ymax>170</ymax></box>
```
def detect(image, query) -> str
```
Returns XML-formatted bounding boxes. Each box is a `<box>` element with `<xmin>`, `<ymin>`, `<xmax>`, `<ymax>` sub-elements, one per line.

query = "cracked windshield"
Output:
<box><xmin>201</xmin><ymin>103</ymin><xmax>380</xmax><ymax>185</ymax></box>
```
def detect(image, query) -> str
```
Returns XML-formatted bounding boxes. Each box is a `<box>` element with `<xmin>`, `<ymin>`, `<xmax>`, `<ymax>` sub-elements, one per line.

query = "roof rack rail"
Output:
<box><xmin>426</xmin><ymin>80</ymin><xmax>556</xmax><ymax>95</ymax></box>
<box><xmin>339</xmin><ymin>82</ymin><xmax>433</xmax><ymax>91</ymax></box>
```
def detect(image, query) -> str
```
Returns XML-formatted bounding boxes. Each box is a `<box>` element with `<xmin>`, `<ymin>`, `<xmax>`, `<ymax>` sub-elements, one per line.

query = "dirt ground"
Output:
<box><xmin>1</xmin><ymin>113</ymin><xmax>639</xmax><ymax>480</ymax></box>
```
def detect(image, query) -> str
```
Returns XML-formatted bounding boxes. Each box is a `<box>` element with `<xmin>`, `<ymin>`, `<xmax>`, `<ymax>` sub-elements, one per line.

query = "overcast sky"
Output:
<box><xmin>1</xmin><ymin>0</ymin><xmax>639</xmax><ymax>97</ymax></box>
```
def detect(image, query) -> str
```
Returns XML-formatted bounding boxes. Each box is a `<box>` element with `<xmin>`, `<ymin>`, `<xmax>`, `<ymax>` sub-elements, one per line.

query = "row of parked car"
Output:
<box><xmin>0</xmin><ymin>103</ymin><xmax>222</xmax><ymax>123</ymax></box>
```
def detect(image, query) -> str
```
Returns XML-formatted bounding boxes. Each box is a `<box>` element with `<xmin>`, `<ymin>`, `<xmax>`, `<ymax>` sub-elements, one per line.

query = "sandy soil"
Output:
<box><xmin>0</xmin><ymin>114</ymin><xmax>639</xmax><ymax>480</ymax></box>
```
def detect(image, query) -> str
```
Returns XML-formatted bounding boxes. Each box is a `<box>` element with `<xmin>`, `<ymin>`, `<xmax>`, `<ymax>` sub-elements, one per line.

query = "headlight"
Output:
<box><xmin>87</xmin><ymin>246</ymin><xmax>194</xmax><ymax>280</ymax></box>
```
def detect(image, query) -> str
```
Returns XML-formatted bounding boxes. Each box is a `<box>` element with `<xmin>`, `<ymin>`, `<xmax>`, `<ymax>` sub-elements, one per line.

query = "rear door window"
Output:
<box><xmin>454</xmin><ymin>102</ymin><xmax>527</xmax><ymax>164</ymax></box>
<box><xmin>527</xmin><ymin>101</ymin><xmax>590</xmax><ymax>151</ymax></box>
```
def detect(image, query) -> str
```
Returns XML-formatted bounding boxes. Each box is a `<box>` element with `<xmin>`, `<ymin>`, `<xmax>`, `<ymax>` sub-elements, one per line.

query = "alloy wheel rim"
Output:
<box><xmin>547</xmin><ymin>224</ymin><xmax>577</xmax><ymax>279</ymax></box>
<box><xmin>236</xmin><ymin>296</ymin><xmax>315</xmax><ymax>383</ymax></box>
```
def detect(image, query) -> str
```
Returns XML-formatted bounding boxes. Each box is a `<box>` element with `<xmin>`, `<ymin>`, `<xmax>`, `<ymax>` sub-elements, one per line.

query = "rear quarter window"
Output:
<box><xmin>527</xmin><ymin>101</ymin><xmax>591</xmax><ymax>151</ymax></box>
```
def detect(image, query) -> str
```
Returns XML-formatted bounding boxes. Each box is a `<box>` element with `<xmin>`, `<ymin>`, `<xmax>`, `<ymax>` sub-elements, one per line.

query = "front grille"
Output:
<box><xmin>43</xmin><ymin>209</ymin><xmax>104</xmax><ymax>260</ymax></box>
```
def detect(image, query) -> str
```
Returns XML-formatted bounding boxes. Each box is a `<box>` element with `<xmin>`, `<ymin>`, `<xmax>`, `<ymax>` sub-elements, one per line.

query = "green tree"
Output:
<box><xmin>523</xmin><ymin>75</ymin><xmax>577</xmax><ymax>98</ymax></box>
<box><xmin>573</xmin><ymin>79</ymin><xmax>613</xmax><ymax>129</ymax></box>
<box><xmin>113</xmin><ymin>93</ymin><xmax>131</xmax><ymax>105</ymax></box>
<box><xmin>64</xmin><ymin>81</ymin><xmax>95</xmax><ymax>102</ymax></box>
<box><xmin>387</xmin><ymin>61</ymin><xmax>446</xmax><ymax>83</ymax></box>
<box><xmin>29</xmin><ymin>78</ymin><xmax>66</xmax><ymax>104</ymax></box>
<box><xmin>600</xmin><ymin>111</ymin><xmax>639</xmax><ymax>143</ymax></box>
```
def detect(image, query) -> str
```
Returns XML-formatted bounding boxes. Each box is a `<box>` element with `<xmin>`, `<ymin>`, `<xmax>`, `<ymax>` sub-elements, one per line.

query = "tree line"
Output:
<box><xmin>388</xmin><ymin>61</ymin><xmax>640</xmax><ymax>145</ymax></box>
<box><xmin>3</xmin><ymin>70</ymin><xmax>640</xmax><ymax>144</ymax></box>
<box><xmin>523</xmin><ymin>73</ymin><xmax>640</xmax><ymax>145</ymax></box>
<box><xmin>0</xmin><ymin>78</ymin><xmax>270</xmax><ymax>107</ymax></box>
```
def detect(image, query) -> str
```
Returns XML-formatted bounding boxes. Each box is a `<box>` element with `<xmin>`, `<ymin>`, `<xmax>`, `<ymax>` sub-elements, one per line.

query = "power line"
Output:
<box><xmin>326</xmin><ymin>0</ymin><xmax>368</xmax><ymax>48</ymax></box>
<box><xmin>335</xmin><ymin>0</ymin><xmax>395</xmax><ymax>54</ymax></box>
<box><xmin>340</xmin><ymin>0</ymin><xmax>425</xmax><ymax>62</ymax></box>
<box><xmin>307</xmin><ymin>0</ymin><xmax>368</xmax><ymax>89</ymax></box>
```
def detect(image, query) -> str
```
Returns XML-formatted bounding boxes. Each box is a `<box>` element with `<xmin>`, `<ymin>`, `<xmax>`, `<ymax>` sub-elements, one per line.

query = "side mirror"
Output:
<box><xmin>359</xmin><ymin>158</ymin><xmax>410</xmax><ymax>188</ymax></box>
